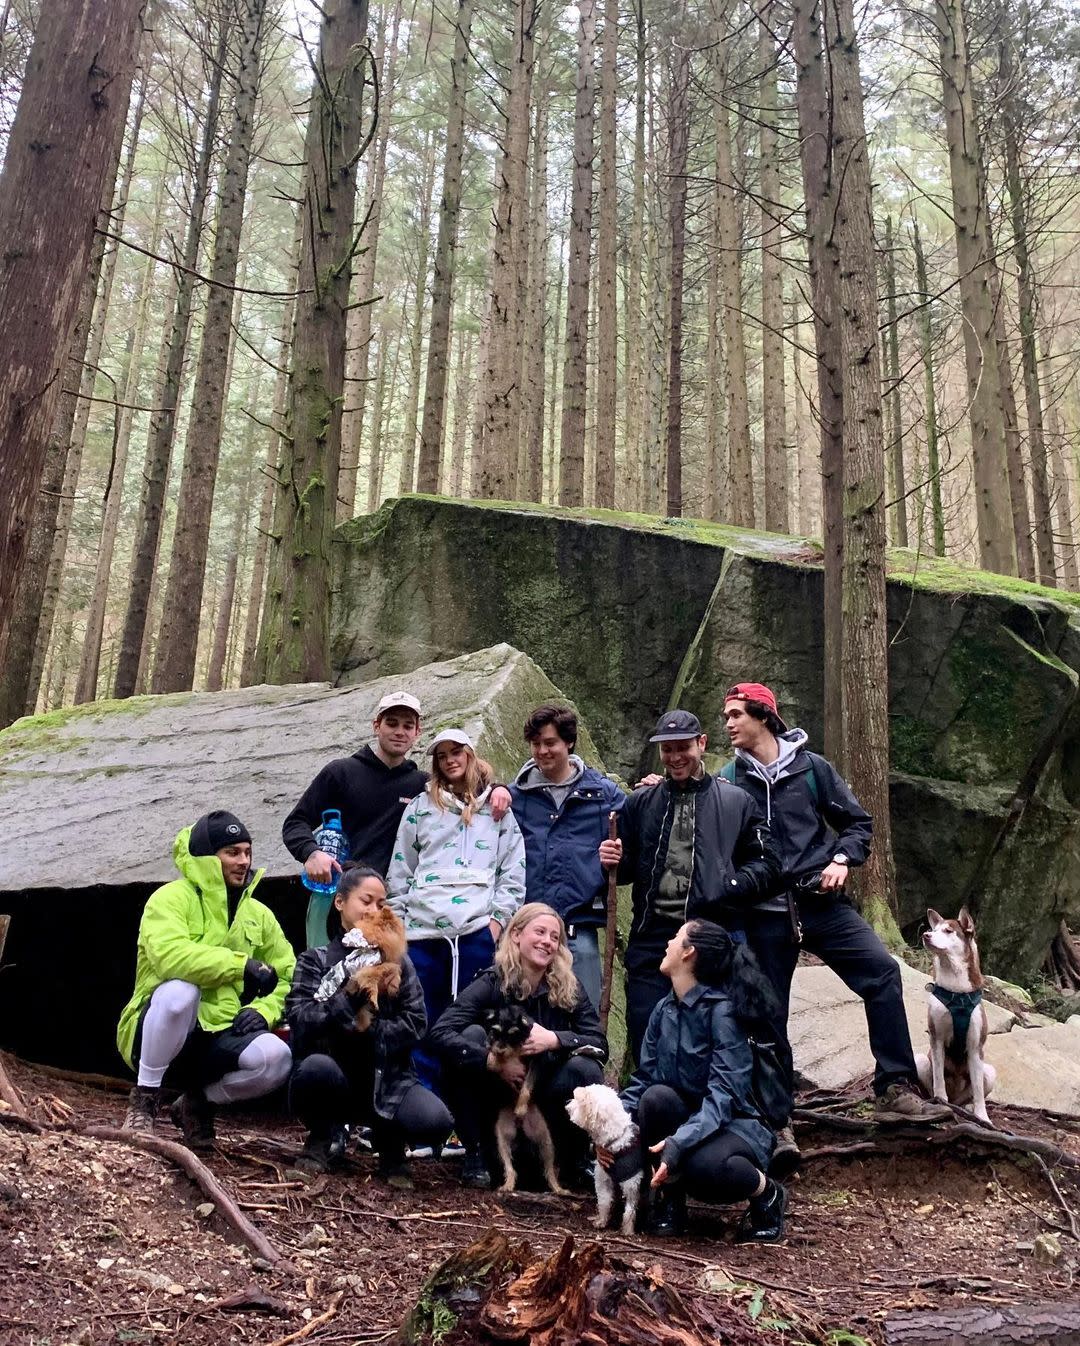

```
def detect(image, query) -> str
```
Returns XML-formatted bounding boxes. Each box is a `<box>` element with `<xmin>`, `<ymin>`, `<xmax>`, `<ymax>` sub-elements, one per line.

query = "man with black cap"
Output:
<box><xmin>118</xmin><ymin>810</ymin><xmax>295</xmax><ymax>1147</ymax></box>
<box><xmin>719</xmin><ymin>683</ymin><xmax>952</xmax><ymax>1171</ymax></box>
<box><xmin>598</xmin><ymin>710</ymin><xmax>781</xmax><ymax>1060</ymax></box>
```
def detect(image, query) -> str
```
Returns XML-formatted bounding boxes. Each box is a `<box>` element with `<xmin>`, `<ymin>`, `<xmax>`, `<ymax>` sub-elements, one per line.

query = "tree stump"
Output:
<box><xmin>397</xmin><ymin>1230</ymin><xmax>754</xmax><ymax>1345</ymax></box>
<box><xmin>884</xmin><ymin>1303</ymin><xmax>1080</xmax><ymax>1346</ymax></box>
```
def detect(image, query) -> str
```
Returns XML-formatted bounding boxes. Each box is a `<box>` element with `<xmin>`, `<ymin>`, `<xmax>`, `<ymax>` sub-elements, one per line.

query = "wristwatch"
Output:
<box><xmin>833</xmin><ymin>853</ymin><xmax>849</xmax><ymax>866</ymax></box>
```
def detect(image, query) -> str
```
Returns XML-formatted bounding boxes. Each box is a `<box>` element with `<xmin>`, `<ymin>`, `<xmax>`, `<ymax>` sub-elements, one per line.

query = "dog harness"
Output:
<box><xmin>927</xmin><ymin>983</ymin><xmax>983</xmax><ymax>1063</ymax></box>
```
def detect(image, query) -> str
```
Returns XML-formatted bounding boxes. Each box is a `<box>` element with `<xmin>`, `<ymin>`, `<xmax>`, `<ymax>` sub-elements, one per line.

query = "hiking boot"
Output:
<box><xmin>873</xmin><ymin>1082</ymin><xmax>953</xmax><ymax>1124</ymax></box>
<box><xmin>769</xmin><ymin>1124</ymin><xmax>801</xmax><ymax>1178</ymax></box>
<box><xmin>169</xmin><ymin>1090</ymin><xmax>217</xmax><ymax>1151</ymax></box>
<box><xmin>124</xmin><ymin>1085</ymin><xmax>159</xmax><ymax>1135</ymax></box>
<box><xmin>645</xmin><ymin>1184</ymin><xmax>686</xmax><ymax>1237</ymax></box>
<box><xmin>378</xmin><ymin>1157</ymin><xmax>415</xmax><ymax>1191</ymax></box>
<box><xmin>461</xmin><ymin>1146</ymin><xmax>492</xmax><ymax>1190</ymax></box>
<box><xmin>735</xmin><ymin>1177</ymin><xmax>788</xmax><ymax>1243</ymax></box>
<box><xmin>326</xmin><ymin>1125</ymin><xmax>348</xmax><ymax>1169</ymax></box>
<box><xmin>440</xmin><ymin>1132</ymin><xmax>466</xmax><ymax>1158</ymax></box>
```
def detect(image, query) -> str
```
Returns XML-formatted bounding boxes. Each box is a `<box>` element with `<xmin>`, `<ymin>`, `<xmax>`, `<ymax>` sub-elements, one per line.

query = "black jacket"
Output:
<box><xmin>285</xmin><ymin>939</ymin><xmax>426</xmax><ymax>1119</ymax></box>
<box><xmin>724</xmin><ymin>750</ymin><xmax>872</xmax><ymax>889</ymax></box>
<box><xmin>429</xmin><ymin>967</ymin><xmax>608</xmax><ymax>1073</ymax></box>
<box><xmin>282</xmin><ymin>745</ymin><xmax>428</xmax><ymax>876</ymax></box>
<box><xmin>617</xmin><ymin>772</ymin><xmax>781</xmax><ymax>939</ymax></box>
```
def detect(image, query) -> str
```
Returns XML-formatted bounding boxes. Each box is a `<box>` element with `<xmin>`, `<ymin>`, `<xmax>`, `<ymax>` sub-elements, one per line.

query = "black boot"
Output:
<box><xmin>124</xmin><ymin>1085</ymin><xmax>160</xmax><ymax>1135</ymax></box>
<box><xmin>461</xmin><ymin>1146</ymin><xmax>492</xmax><ymax>1189</ymax></box>
<box><xmin>735</xmin><ymin>1177</ymin><xmax>788</xmax><ymax>1243</ymax></box>
<box><xmin>169</xmin><ymin>1090</ymin><xmax>217</xmax><ymax>1151</ymax></box>
<box><xmin>646</xmin><ymin>1183</ymin><xmax>686</xmax><ymax>1237</ymax></box>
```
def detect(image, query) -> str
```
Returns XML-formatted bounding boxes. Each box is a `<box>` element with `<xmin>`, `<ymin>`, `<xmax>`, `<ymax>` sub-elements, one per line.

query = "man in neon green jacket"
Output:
<box><xmin>118</xmin><ymin>811</ymin><xmax>295</xmax><ymax>1148</ymax></box>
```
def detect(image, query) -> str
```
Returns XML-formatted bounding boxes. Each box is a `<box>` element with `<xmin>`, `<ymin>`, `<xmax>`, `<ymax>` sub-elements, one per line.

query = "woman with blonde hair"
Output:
<box><xmin>430</xmin><ymin>902</ymin><xmax>607</xmax><ymax>1188</ymax></box>
<box><xmin>387</xmin><ymin>729</ymin><xmax>527</xmax><ymax>1093</ymax></box>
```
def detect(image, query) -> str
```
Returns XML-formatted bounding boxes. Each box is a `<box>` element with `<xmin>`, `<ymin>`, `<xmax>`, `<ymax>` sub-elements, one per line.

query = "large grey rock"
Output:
<box><xmin>791</xmin><ymin>961</ymin><xmax>1080</xmax><ymax>1115</ymax></box>
<box><xmin>0</xmin><ymin>644</ymin><xmax>603</xmax><ymax>891</ymax></box>
<box><xmin>331</xmin><ymin>496</ymin><xmax>1080</xmax><ymax>978</ymax></box>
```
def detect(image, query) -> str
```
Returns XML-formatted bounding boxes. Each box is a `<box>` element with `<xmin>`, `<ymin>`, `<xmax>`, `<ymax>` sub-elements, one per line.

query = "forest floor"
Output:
<box><xmin>2</xmin><ymin>1055</ymin><xmax>1080</xmax><ymax>1346</ymax></box>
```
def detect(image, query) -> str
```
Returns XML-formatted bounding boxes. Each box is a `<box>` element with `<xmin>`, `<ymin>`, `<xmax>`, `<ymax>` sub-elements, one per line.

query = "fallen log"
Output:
<box><xmin>885</xmin><ymin>1302</ymin><xmax>1080</xmax><ymax>1346</ymax></box>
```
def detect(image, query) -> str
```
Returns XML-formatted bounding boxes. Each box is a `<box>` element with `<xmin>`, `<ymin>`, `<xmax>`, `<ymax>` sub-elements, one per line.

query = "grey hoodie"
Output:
<box><xmin>734</xmin><ymin>728</ymin><xmax>809</xmax><ymax>913</ymax></box>
<box><xmin>513</xmin><ymin>754</ymin><xmax>585</xmax><ymax>811</ymax></box>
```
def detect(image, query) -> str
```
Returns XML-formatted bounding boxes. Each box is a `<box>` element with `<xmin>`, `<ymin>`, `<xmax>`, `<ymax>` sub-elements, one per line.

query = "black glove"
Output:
<box><xmin>233</xmin><ymin>1007</ymin><xmax>268</xmax><ymax>1035</ymax></box>
<box><xmin>243</xmin><ymin>958</ymin><xmax>278</xmax><ymax>1001</ymax></box>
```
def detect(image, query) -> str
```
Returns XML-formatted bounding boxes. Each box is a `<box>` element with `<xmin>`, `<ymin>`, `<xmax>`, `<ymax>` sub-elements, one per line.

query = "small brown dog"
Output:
<box><xmin>345</xmin><ymin>905</ymin><xmax>408</xmax><ymax>1032</ymax></box>
<box><xmin>485</xmin><ymin>1006</ymin><xmax>569</xmax><ymax>1196</ymax></box>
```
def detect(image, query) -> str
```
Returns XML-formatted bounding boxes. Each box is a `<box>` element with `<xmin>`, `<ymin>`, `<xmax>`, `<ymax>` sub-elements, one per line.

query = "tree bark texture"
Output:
<box><xmin>557</xmin><ymin>0</ymin><xmax>595</xmax><ymax>508</ymax></box>
<box><xmin>205</xmin><ymin>545</ymin><xmax>239</xmax><ymax>692</ymax></box>
<box><xmin>883</xmin><ymin>216</ymin><xmax>907</xmax><ymax>548</ymax></box>
<box><xmin>415</xmin><ymin>0</ymin><xmax>474</xmax><ymax>495</ymax></box>
<box><xmin>759</xmin><ymin>8</ymin><xmax>789</xmax><ymax>534</ymax></box>
<box><xmin>261</xmin><ymin>0</ymin><xmax>369</xmax><ymax>684</ymax></box>
<box><xmin>934</xmin><ymin>0</ymin><xmax>1017</xmax><ymax>576</ymax></box>
<box><xmin>594</xmin><ymin>0</ymin><xmax>618</xmax><ymax>509</ymax></box>
<box><xmin>664</xmin><ymin>30</ymin><xmax>689</xmax><ymax>519</ymax></box>
<box><xmin>884</xmin><ymin>1302</ymin><xmax>1080</xmax><ymax>1346</ymax></box>
<box><xmin>521</xmin><ymin>73</ymin><xmax>550</xmax><ymax>503</ymax></box>
<box><xmin>152</xmin><ymin>0</ymin><xmax>266</xmax><ymax>694</ymax></box>
<box><xmin>0</xmin><ymin>0</ymin><xmax>143</xmax><ymax>677</ymax></box>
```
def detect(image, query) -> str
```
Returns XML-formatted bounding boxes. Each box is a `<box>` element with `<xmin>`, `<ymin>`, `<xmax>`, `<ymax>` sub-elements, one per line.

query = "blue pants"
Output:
<box><xmin>566</xmin><ymin>925</ymin><xmax>602</xmax><ymax>1010</ymax></box>
<box><xmin>409</xmin><ymin>927</ymin><xmax>497</xmax><ymax>1092</ymax></box>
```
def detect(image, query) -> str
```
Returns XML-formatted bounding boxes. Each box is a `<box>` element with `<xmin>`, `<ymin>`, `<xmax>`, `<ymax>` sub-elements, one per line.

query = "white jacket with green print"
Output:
<box><xmin>386</xmin><ymin>786</ymin><xmax>526</xmax><ymax>941</ymax></box>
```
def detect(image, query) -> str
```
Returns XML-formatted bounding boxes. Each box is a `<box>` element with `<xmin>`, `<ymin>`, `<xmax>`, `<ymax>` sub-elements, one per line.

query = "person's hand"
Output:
<box><xmin>519</xmin><ymin>1023</ymin><xmax>560</xmax><ymax>1056</ymax></box>
<box><xmin>344</xmin><ymin>981</ymin><xmax>371</xmax><ymax>1010</ymax></box>
<box><xmin>599</xmin><ymin>838</ymin><xmax>622</xmax><ymax>867</ymax></box>
<box><xmin>243</xmin><ymin>958</ymin><xmax>278</xmax><ymax>1000</ymax></box>
<box><xmin>649</xmin><ymin>1139</ymin><xmax>669</xmax><ymax>1188</ymax></box>
<box><xmin>595</xmin><ymin>1144</ymin><xmax>615</xmax><ymax>1170</ymax></box>
<box><xmin>487</xmin><ymin>1051</ymin><xmax>526</xmax><ymax>1088</ymax></box>
<box><xmin>636</xmin><ymin>772</ymin><xmax>663</xmax><ymax>789</ymax></box>
<box><xmin>819</xmin><ymin>860</ymin><xmax>849</xmax><ymax>891</ymax></box>
<box><xmin>488</xmin><ymin>919</ymin><xmax>503</xmax><ymax>945</ymax></box>
<box><xmin>305</xmin><ymin>850</ymin><xmax>341</xmax><ymax>885</ymax></box>
<box><xmin>490</xmin><ymin>786</ymin><xmax>512</xmax><ymax>822</ymax></box>
<box><xmin>232</xmin><ymin>1007</ymin><xmax>267</xmax><ymax>1035</ymax></box>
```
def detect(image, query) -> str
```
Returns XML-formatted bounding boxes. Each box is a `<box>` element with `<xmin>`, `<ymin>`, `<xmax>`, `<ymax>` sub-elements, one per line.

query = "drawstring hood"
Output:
<box><xmin>735</xmin><ymin>728</ymin><xmax>808</xmax><ymax>824</ymax></box>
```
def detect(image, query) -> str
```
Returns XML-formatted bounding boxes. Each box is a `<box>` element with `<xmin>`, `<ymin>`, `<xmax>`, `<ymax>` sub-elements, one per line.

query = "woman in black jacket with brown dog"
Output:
<box><xmin>429</xmin><ymin>902</ymin><xmax>607</xmax><ymax>1189</ymax></box>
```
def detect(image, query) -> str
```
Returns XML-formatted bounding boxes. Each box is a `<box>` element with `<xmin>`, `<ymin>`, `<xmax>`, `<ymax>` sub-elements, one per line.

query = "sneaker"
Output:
<box><xmin>327</xmin><ymin>1125</ymin><xmax>348</xmax><ymax>1168</ymax></box>
<box><xmin>124</xmin><ymin>1085</ymin><xmax>159</xmax><ymax>1135</ymax></box>
<box><xmin>440</xmin><ymin>1132</ymin><xmax>466</xmax><ymax>1158</ymax></box>
<box><xmin>378</xmin><ymin>1158</ymin><xmax>415</xmax><ymax>1191</ymax></box>
<box><xmin>645</xmin><ymin>1184</ymin><xmax>686</xmax><ymax>1237</ymax></box>
<box><xmin>354</xmin><ymin>1124</ymin><xmax>374</xmax><ymax>1153</ymax></box>
<box><xmin>769</xmin><ymin>1124</ymin><xmax>801</xmax><ymax>1178</ymax></box>
<box><xmin>735</xmin><ymin>1177</ymin><xmax>788</xmax><ymax>1243</ymax></box>
<box><xmin>169</xmin><ymin>1091</ymin><xmax>216</xmax><ymax>1151</ymax></box>
<box><xmin>296</xmin><ymin>1132</ymin><xmax>332</xmax><ymax>1175</ymax></box>
<box><xmin>461</xmin><ymin>1146</ymin><xmax>492</xmax><ymax>1189</ymax></box>
<box><xmin>406</xmin><ymin>1143</ymin><xmax>434</xmax><ymax>1159</ymax></box>
<box><xmin>873</xmin><ymin>1082</ymin><xmax>953</xmax><ymax>1124</ymax></box>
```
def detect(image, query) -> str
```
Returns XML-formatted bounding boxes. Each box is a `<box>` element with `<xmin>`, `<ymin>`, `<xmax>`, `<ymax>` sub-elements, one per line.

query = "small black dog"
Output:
<box><xmin>483</xmin><ymin>1005</ymin><xmax>569</xmax><ymax>1196</ymax></box>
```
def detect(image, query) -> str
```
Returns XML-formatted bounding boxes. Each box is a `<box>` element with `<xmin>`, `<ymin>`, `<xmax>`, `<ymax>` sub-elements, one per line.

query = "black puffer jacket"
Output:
<box><xmin>285</xmin><ymin>939</ymin><xmax>426</xmax><ymax>1120</ymax></box>
<box><xmin>617</xmin><ymin>773</ymin><xmax>781</xmax><ymax>938</ymax></box>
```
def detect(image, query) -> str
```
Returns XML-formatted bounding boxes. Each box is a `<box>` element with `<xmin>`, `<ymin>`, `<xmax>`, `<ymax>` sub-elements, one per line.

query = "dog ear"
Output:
<box><xmin>957</xmin><ymin>905</ymin><xmax>975</xmax><ymax>933</ymax></box>
<box><xmin>926</xmin><ymin>909</ymin><xmax>945</xmax><ymax>928</ymax></box>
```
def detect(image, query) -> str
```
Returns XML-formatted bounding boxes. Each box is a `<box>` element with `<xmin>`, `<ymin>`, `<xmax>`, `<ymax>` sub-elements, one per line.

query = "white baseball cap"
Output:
<box><xmin>427</xmin><ymin>728</ymin><xmax>473</xmax><ymax>753</ymax></box>
<box><xmin>375</xmin><ymin>691</ymin><xmax>421</xmax><ymax>717</ymax></box>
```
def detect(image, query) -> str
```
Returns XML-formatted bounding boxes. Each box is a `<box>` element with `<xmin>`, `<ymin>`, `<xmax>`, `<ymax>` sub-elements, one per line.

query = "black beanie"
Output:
<box><xmin>189</xmin><ymin>810</ymin><xmax>252</xmax><ymax>857</ymax></box>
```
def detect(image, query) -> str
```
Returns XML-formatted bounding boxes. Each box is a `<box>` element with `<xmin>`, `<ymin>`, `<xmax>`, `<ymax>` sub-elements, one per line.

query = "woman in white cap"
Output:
<box><xmin>387</xmin><ymin>729</ymin><xmax>526</xmax><ymax>1092</ymax></box>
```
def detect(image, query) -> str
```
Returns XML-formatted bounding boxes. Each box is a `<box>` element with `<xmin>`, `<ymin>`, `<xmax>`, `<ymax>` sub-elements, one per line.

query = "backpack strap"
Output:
<box><xmin>720</xmin><ymin>761</ymin><xmax>737</xmax><ymax>783</ymax></box>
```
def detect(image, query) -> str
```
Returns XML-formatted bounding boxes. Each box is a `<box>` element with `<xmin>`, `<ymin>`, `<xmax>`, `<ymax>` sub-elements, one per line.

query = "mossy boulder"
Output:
<box><xmin>332</xmin><ymin>496</ymin><xmax>1080</xmax><ymax>980</ymax></box>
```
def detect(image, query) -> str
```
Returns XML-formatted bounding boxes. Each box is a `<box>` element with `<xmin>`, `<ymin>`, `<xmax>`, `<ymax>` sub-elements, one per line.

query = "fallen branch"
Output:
<box><xmin>885</xmin><ymin>1301</ymin><xmax>1080</xmax><ymax>1346</ymax></box>
<box><xmin>1032</xmin><ymin>1155</ymin><xmax>1080</xmax><ymax>1240</ymax></box>
<box><xmin>83</xmin><ymin>1125</ymin><xmax>298</xmax><ymax>1273</ymax></box>
<box><xmin>16</xmin><ymin>1059</ymin><xmax>131</xmax><ymax>1094</ymax></box>
<box><xmin>0</xmin><ymin>1054</ymin><xmax>39</xmax><ymax>1131</ymax></box>
<box><xmin>263</xmin><ymin>1290</ymin><xmax>345</xmax><ymax>1346</ymax></box>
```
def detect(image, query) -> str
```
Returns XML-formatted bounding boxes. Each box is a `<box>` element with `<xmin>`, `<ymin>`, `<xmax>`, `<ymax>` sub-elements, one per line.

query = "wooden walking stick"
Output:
<box><xmin>598</xmin><ymin>811</ymin><xmax>619</xmax><ymax>1031</ymax></box>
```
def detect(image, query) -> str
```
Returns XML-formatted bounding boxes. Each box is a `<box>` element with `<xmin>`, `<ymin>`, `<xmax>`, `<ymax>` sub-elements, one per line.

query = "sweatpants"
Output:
<box><xmin>408</xmin><ymin>927</ymin><xmax>497</xmax><ymax>1091</ymax></box>
<box><xmin>637</xmin><ymin>1084</ymin><xmax>762</xmax><ymax>1202</ymax></box>
<box><xmin>133</xmin><ymin>979</ymin><xmax>292</xmax><ymax>1103</ymax></box>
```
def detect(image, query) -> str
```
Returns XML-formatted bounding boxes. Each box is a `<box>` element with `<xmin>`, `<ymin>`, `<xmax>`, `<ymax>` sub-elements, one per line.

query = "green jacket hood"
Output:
<box><xmin>173</xmin><ymin>824</ymin><xmax>263</xmax><ymax>899</ymax></box>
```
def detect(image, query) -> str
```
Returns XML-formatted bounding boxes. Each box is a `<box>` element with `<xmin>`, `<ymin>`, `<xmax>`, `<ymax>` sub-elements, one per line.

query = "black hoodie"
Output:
<box><xmin>282</xmin><ymin>745</ymin><xmax>428</xmax><ymax>877</ymax></box>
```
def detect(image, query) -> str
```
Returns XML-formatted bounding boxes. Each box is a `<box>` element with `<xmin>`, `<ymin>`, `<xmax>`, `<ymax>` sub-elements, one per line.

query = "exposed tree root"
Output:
<box><xmin>1044</xmin><ymin>920</ymin><xmax>1080</xmax><ymax>993</ymax></box>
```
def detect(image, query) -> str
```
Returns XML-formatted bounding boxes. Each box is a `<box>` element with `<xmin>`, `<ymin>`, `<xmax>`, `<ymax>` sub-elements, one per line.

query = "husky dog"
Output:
<box><xmin>916</xmin><ymin>907</ymin><xmax>996</xmax><ymax>1125</ymax></box>
<box><xmin>565</xmin><ymin>1083</ymin><xmax>643</xmax><ymax>1234</ymax></box>
<box><xmin>485</xmin><ymin>1005</ymin><xmax>569</xmax><ymax>1196</ymax></box>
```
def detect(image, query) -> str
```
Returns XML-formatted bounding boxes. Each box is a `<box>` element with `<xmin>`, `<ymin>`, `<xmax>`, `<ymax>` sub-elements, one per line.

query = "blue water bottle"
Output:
<box><xmin>301</xmin><ymin>809</ymin><xmax>349</xmax><ymax>948</ymax></box>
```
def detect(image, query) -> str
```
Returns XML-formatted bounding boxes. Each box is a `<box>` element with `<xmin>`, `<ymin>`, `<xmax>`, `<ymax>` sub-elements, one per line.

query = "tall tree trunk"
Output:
<box><xmin>704</xmin><ymin>92</ymin><xmax>725</xmax><ymax>523</ymax></box>
<box><xmin>759</xmin><ymin>8</ymin><xmax>789</xmax><ymax>533</ymax></box>
<box><xmin>398</xmin><ymin>133</ymin><xmax>436</xmax><ymax>495</ymax></box>
<box><xmin>911</xmin><ymin>217</ymin><xmax>946</xmax><ymax>557</ymax></box>
<box><xmin>883</xmin><ymin>216</ymin><xmax>908</xmax><ymax>547</ymax></box>
<box><xmin>1048</xmin><ymin>400</ymin><xmax>1079</xmax><ymax>589</ymax></box>
<box><xmin>557</xmin><ymin>0</ymin><xmax>596</xmax><ymax>507</ymax></box>
<box><xmin>622</xmin><ymin>0</ymin><xmax>647</xmax><ymax>511</ymax></box>
<box><xmin>448</xmin><ymin>318</ymin><xmax>473</xmax><ymax>497</ymax></box>
<box><xmin>262</xmin><ymin>0</ymin><xmax>369</xmax><ymax>683</ymax></box>
<box><xmin>827</xmin><ymin>0</ymin><xmax>896</xmax><ymax>920</ymax></box>
<box><xmin>792</xmin><ymin>0</ymin><xmax>844</xmax><ymax>759</ymax></box>
<box><xmin>521</xmin><ymin>74</ymin><xmax>550</xmax><ymax>503</ymax></box>
<box><xmin>205</xmin><ymin>544</ymin><xmax>239</xmax><ymax>692</ymax></box>
<box><xmin>113</xmin><ymin>22</ymin><xmax>227</xmax><ymax>699</ymax></box>
<box><xmin>664</xmin><ymin>30</ymin><xmax>689</xmax><ymax>519</ymax></box>
<box><xmin>416</xmin><ymin>0</ymin><xmax>474</xmax><ymax>495</ymax></box>
<box><xmin>0</xmin><ymin>0</ymin><xmax>143</xmax><ymax>676</ymax></box>
<box><xmin>642</xmin><ymin>59</ymin><xmax>668</xmax><ymax>518</ymax></box>
<box><xmin>934</xmin><ymin>0</ymin><xmax>1017</xmax><ymax>575</ymax></box>
<box><xmin>594</xmin><ymin>0</ymin><xmax>618</xmax><ymax>509</ymax></box>
<box><xmin>152</xmin><ymin>0</ymin><xmax>267</xmax><ymax>694</ymax></box>
<box><xmin>791</xmin><ymin>298</ymin><xmax>818</xmax><ymax>535</ymax></box>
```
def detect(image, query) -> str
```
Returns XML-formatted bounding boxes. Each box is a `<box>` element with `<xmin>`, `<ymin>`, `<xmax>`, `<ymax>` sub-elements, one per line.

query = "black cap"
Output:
<box><xmin>189</xmin><ymin>810</ymin><xmax>252</xmax><ymax>856</ymax></box>
<box><xmin>649</xmin><ymin>709</ymin><xmax>703</xmax><ymax>742</ymax></box>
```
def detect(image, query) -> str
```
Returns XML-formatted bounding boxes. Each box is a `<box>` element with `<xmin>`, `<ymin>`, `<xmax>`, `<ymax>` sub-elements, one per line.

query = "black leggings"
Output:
<box><xmin>638</xmin><ymin>1084</ymin><xmax>762</xmax><ymax>1203</ymax></box>
<box><xmin>290</xmin><ymin>1053</ymin><xmax>452</xmax><ymax>1161</ymax></box>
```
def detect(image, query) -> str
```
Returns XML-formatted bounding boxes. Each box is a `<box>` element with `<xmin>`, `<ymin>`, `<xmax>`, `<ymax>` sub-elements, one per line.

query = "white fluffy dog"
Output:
<box><xmin>565</xmin><ymin>1083</ymin><xmax>643</xmax><ymax>1234</ymax></box>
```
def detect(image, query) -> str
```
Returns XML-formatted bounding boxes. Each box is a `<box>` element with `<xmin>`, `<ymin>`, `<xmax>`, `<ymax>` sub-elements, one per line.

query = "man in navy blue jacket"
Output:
<box><xmin>509</xmin><ymin>704</ymin><xmax>625</xmax><ymax>1008</ymax></box>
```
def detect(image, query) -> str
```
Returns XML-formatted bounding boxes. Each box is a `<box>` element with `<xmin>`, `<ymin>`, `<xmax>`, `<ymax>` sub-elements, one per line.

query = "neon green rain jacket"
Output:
<box><xmin>117</xmin><ymin>826</ymin><xmax>296</xmax><ymax>1068</ymax></box>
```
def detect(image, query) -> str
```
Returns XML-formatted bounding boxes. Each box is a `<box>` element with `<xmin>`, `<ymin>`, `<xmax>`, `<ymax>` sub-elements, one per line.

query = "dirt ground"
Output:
<box><xmin>2</xmin><ymin>1056</ymin><xmax>1080</xmax><ymax>1346</ymax></box>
